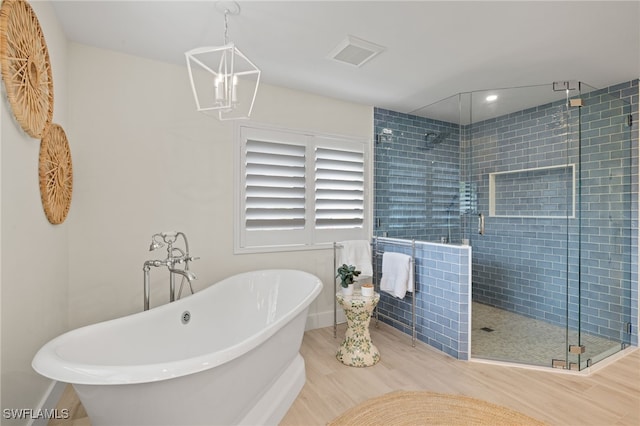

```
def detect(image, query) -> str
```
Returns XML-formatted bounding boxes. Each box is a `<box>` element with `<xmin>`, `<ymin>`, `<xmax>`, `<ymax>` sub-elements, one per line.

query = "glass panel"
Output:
<box><xmin>464</xmin><ymin>84</ymin><xmax>573</xmax><ymax>367</ymax></box>
<box><xmin>374</xmin><ymin>98</ymin><xmax>461</xmax><ymax>242</ymax></box>
<box><xmin>573</xmin><ymin>82</ymin><xmax>634</xmax><ymax>368</ymax></box>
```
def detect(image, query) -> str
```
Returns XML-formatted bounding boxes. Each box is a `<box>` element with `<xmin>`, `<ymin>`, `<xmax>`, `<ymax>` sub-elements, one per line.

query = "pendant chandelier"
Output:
<box><xmin>185</xmin><ymin>1</ymin><xmax>260</xmax><ymax>120</ymax></box>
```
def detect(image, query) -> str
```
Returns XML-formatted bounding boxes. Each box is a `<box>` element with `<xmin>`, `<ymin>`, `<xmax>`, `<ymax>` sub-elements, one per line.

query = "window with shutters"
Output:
<box><xmin>315</xmin><ymin>144</ymin><xmax>364</xmax><ymax>229</ymax></box>
<box><xmin>236</xmin><ymin>125</ymin><xmax>369</xmax><ymax>253</ymax></box>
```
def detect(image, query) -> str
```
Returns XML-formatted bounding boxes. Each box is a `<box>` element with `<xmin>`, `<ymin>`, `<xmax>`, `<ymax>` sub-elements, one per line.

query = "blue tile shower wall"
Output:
<box><xmin>374</xmin><ymin>239</ymin><xmax>471</xmax><ymax>359</ymax></box>
<box><xmin>374</xmin><ymin>109</ymin><xmax>461</xmax><ymax>242</ymax></box>
<box><xmin>374</xmin><ymin>79</ymin><xmax>639</xmax><ymax>351</ymax></box>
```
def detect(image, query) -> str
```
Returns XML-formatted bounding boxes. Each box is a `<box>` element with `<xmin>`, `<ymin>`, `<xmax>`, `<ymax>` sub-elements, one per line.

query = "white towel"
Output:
<box><xmin>337</xmin><ymin>240</ymin><xmax>373</xmax><ymax>278</ymax></box>
<box><xmin>380</xmin><ymin>252</ymin><xmax>414</xmax><ymax>299</ymax></box>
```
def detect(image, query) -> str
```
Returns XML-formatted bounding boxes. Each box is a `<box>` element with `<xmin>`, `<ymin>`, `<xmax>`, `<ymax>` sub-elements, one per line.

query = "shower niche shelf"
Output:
<box><xmin>489</xmin><ymin>164</ymin><xmax>575</xmax><ymax>218</ymax></box>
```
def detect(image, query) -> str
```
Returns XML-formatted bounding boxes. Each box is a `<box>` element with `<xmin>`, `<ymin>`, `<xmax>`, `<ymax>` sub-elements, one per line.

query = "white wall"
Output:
<box><xmin>0</xmin><ymin>0</ymin><xmax>69</xmax><ymax>422</ymax></box>
<box><xmin>66</xmin><ymin>42</ymin><xmax>373</xmax><ymax>329</ymax></box>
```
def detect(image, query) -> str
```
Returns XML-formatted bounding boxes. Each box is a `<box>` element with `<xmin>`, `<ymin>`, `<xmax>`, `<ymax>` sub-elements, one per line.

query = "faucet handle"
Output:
<box><xmin>187</xmin><ymin>256</ymin><xmax>200</xmax><ymax>262</ymax></box>
<box><xmin>144</xmin><ymin>259</ymin><xmax>166</xmax><ymax>268</ymax></box>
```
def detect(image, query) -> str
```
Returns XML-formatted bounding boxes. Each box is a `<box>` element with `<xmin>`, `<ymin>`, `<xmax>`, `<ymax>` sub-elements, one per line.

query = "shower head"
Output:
<box><xmin>424</xmin><ymin>131</ymin><xmax>449</xmax><ymax>146</ymax></box>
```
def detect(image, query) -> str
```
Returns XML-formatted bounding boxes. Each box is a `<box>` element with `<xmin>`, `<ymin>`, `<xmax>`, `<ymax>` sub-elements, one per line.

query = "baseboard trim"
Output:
<box><xmin>305</xmin><ymin>309</ymin><xmax>345</xmax><ymax>331</ymax></box>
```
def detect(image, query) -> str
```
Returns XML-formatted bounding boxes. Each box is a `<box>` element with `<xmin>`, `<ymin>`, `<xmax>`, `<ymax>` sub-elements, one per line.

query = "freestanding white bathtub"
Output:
<box><xmin>32</xmin><ymin>269</ymin><xmax>323</xmax><ymax>426</ymax></box>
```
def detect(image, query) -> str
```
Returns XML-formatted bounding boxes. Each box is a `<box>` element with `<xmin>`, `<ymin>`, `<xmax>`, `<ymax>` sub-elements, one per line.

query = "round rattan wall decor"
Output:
<box><xmin>39</xmin><ymin>123</ymin><xmax>72</xmax><ymax>224</ymax></box>
<box><xmin>0</xmin><ymin>0</ymin><xmax>54</xmax><ymax>139</ymax></box>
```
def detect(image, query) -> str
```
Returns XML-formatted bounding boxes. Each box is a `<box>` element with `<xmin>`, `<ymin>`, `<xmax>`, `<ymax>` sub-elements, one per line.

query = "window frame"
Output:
<box><xmin>234</xmin><ymin>122</ymin><xmax>371</xmax><ymax>254</ymax></box>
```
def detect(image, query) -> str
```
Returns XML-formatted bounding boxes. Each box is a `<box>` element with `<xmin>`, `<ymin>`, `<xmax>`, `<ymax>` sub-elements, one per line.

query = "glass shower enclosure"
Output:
<box><xmin>378</xmin><ymin>80</ymin><xmax>637</xmax><ymax>370</ymax></box>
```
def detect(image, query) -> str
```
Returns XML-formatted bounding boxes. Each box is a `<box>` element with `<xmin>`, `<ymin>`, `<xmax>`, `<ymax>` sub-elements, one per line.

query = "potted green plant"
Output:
<box><xmin>337</xmin><ymin>264</ymin><xmax>361</xmax><ymax>296</ymax></box>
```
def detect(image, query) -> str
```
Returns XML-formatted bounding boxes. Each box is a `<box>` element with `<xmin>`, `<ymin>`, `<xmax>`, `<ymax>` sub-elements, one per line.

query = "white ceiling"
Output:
<box><xmin>51</xmin><ymin>1</ymin><xmax>640</xmax><ymax>122</ymax></box>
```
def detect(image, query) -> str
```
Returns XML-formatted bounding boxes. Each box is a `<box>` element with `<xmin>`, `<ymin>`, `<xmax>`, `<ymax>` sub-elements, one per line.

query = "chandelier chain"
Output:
<box><xmin>223</xmin><ymin>10</ymin><xmax>230</xmax><ymax>45</ymax></box>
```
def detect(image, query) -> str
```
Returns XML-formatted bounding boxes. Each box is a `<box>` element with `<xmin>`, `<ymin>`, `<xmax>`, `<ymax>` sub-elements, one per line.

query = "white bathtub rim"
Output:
<box><xmin>32</xmin><ymin>269</ymin><xmax>322</xmax><ymax>386</ymax></box>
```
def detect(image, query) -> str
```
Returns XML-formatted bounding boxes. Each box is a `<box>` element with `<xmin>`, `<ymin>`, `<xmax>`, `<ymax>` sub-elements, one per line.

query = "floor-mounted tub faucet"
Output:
<box><xmin>143</xmin><ymin>231</ymin><xmax>199</xmax><ymax>310</ymax></box>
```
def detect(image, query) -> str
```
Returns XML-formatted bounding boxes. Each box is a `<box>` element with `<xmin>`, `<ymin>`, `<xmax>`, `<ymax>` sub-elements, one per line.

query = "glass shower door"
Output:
<box><xmin>571</xmin><ymin>82</ymin><xmax>634</xmax><ymax>369</ymax></box>
<box><xmin>465</xmin><ymin>83</ymin><xmax>577</xmax><ymax>367</ymax></box>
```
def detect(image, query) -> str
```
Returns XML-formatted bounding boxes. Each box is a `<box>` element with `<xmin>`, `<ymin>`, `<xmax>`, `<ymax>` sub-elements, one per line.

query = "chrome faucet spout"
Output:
<box><xmin>170</xmin><ymin>268</ymin><xmax>197</xmax><ymax>282</ymax></box>
<box><xmin>171</xmin><ymin>268</ymin><xmax>197</xmax><ymax>301</ymax></box>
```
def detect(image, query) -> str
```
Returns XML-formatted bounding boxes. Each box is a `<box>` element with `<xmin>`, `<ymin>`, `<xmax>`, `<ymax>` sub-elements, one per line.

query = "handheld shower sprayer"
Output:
<box><xmin>149</xmin><ymin>234</ymin><xmax>164</xmax><ymax>251</ymax></box>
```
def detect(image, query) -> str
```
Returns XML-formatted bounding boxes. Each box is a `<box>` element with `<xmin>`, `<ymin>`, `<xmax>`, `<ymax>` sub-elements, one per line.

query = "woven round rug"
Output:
<box><xmin>328</xmin><ymin>391</ymin><xmax>546</xmax><ymax>426</ymax></box>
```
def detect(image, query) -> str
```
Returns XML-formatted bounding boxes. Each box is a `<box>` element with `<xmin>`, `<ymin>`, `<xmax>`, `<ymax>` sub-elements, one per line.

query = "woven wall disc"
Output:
<box><xmin>0</xmin><ymin>0</ymin><xmax>54</xmax><ymax>139</ymax></box>
<box><xmin>39</xmin><ymin>123</ymin><xmax>72</xmax><ymax>224</ymax></box>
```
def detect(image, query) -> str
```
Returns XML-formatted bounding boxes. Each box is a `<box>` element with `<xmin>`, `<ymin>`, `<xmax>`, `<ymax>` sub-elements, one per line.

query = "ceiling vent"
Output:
<box><xmin>328</xmin><ymin>35</ymin><xmax>385</xmax><ymax>67</ymax></box>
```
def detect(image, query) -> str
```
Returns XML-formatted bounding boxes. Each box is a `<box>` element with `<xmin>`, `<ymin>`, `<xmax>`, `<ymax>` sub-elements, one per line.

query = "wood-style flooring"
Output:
<box><xmin>51</xmin><ymin>322</ymin><xmax>640</xmax><ymax>425</ymax></box>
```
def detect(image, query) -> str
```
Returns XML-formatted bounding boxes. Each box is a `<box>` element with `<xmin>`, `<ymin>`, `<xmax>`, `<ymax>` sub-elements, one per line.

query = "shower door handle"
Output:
<box><xmin>478</xmin><ymin>213</ymin><xmax>485</xmax><ymax>235</ymax></box>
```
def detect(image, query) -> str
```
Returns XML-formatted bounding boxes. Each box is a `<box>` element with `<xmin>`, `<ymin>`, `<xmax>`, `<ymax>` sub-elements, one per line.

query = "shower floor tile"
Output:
<box><xmin>471</xmin><ymin>302</ymin><xmax>621</xmax><ymax>368</ymax></box>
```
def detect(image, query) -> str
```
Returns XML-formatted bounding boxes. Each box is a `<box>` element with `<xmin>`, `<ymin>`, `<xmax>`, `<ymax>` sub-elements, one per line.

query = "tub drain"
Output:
<box><xmin>181</xmin><ymin>311</ymin><xmax>191</xmax><ymax>324</ymax></box>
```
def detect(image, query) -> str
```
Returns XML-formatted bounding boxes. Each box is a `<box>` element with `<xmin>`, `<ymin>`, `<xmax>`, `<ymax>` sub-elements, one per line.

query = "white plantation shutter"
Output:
<box><xmin>237</xmin><ymin>125</ymin><xmax>368</xmax><ymax>252</ymax></box>
<box><xmin>245</xmin><ymin>139</ymin><xmax>306</xmax><ymax>230</ymax></box>
<box><xmin>315</xmin><ymin>146</ymin><xmax>364</xmax><ymax>229</ymax></box>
